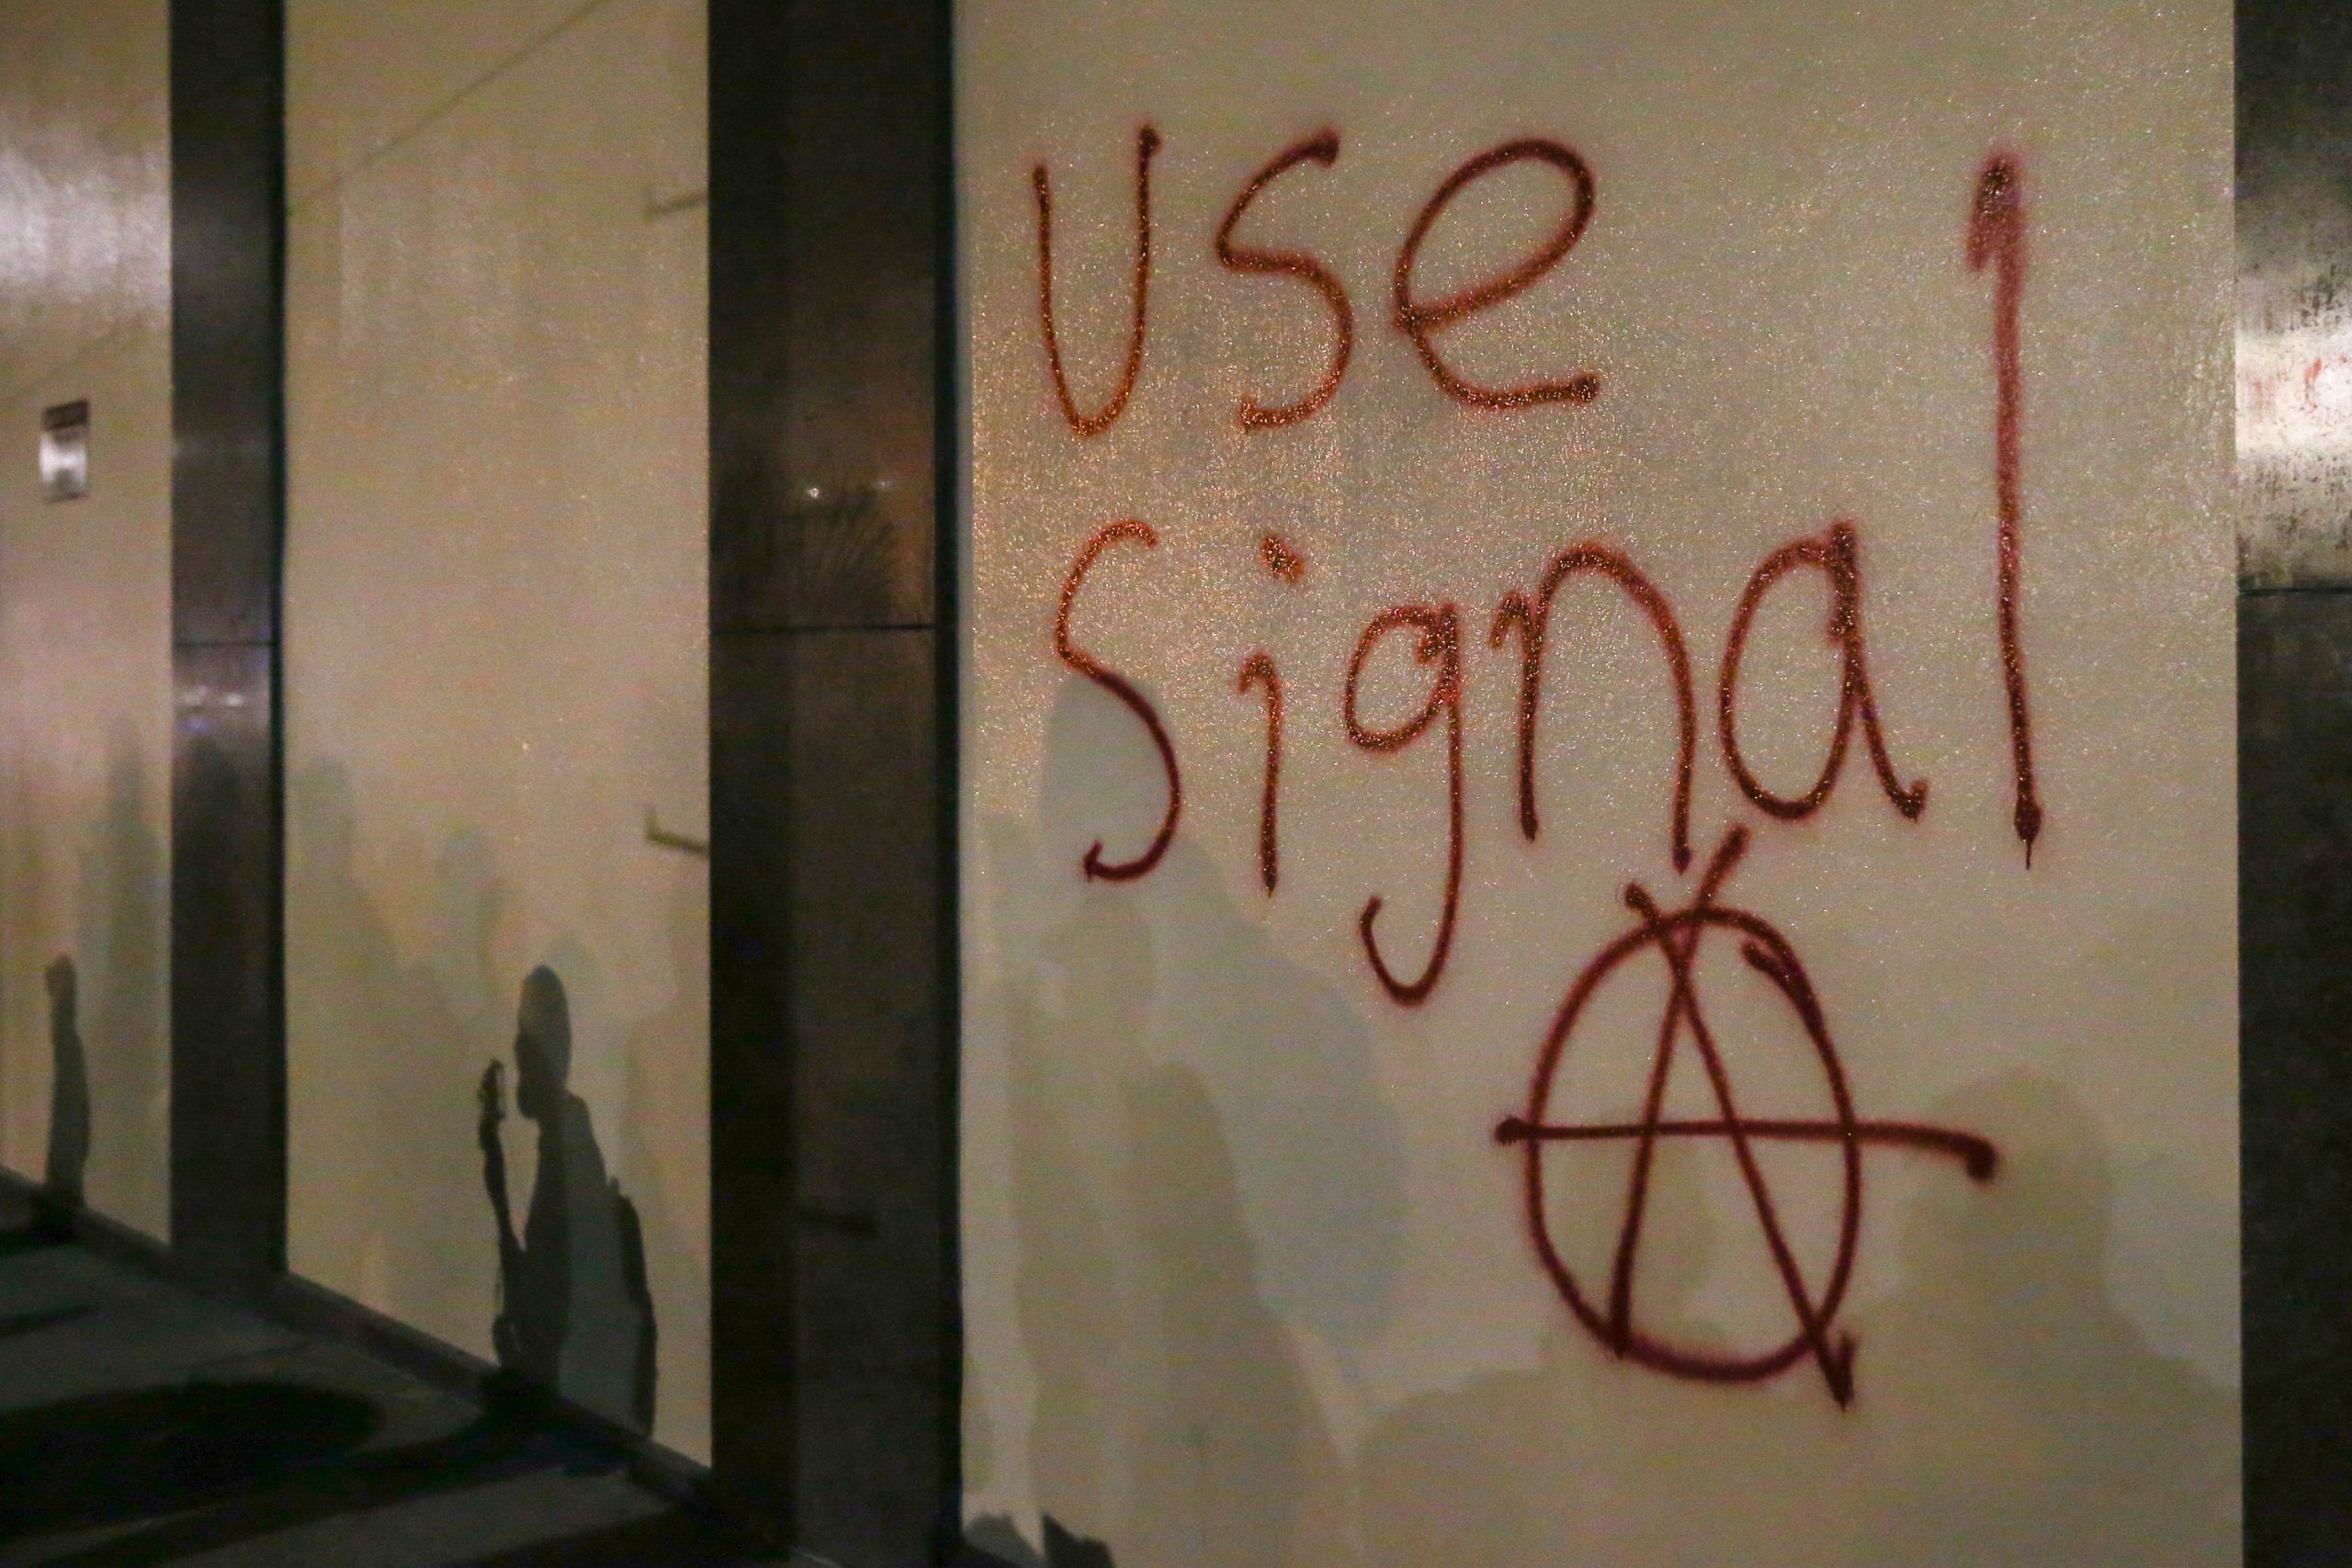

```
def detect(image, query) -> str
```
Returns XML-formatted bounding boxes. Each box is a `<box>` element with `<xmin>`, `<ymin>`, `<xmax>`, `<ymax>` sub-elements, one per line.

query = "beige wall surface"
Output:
<box><xmin>284</xmin><ymin>0</ymin><xmax>710</xmax><ymax>1459</ymax></box>
<box><xmin>0</xmin><ymin>0</ymin><xmax>174</xmax><ymax>1242</ymax></box>
<box><xmin>960</xmin><ymin>0</ymin><xmax>2238</xmax><ymax>1562</ymax></box>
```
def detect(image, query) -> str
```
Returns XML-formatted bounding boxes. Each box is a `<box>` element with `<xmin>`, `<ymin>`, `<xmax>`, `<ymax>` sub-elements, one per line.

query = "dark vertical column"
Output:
<box><xmin>710</xmin><ymin>1</ymin><xmax>958</xmax><ymax>1561</ymax></box>
<box><xmin>2240</xmin><ymin>595</ymin><xmax>2352</xmax><ymax>1562</ymax></box>
<box><xmin>2239</xmin><ymin>2</ymin><xmax>2352</xmax><ymax>1559</ymax></box>
<box><xmin>168</xmin><ymin>0</ymin><xmax>286</xmax><ymax>1287</ymax></box>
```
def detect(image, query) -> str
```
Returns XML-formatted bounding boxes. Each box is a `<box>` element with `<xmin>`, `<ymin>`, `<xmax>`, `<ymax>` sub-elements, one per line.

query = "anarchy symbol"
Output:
<box><xmin>1495</xmin><ymin>827</ymin><xmax>1997</xmax><ymax>1406</ymax></box>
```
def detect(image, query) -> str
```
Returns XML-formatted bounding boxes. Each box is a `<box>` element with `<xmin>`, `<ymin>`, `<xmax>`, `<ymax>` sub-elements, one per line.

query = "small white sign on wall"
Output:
<box><xmin>40</xmin><ymin>400</ymin><xmax>89</xmax><ymax>502</ymax></box>
<box><xmin>957</xmin><ymin>2</ymin><xmax>2238</xmax><ymax>1562</ymax></box>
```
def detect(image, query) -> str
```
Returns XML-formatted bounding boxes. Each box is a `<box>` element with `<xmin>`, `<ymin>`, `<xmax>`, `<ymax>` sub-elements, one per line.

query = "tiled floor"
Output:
<box><xmin>0</xmin><ymin>1196</ymin><xmax>778</xmax><ymax>1567</ymax></box>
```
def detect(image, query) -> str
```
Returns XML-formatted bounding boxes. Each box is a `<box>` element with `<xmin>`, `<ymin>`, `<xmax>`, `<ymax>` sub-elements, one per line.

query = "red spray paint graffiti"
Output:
<box><xmin>1239</xmin><ymin>652</ymin><xmax>1283</xmax><ymax>893</ymax></box>
<box><xmin>1394</xmin><ymin>139</ymin><xmax>1601</xmax><ymax>410</ymax></box>
<box><xmin>1344</xmin><ymin>603</ymin><xmax>1465</xmax><ymax>1005</ymax></box>
<box><xmin>1237</xmin><ymin>533</ymin><xmax>1306</xmax><ymax>895</ymax></box>
<box><xmin>1718</xmin><ymin>522</ymin><xmax>1928</xmax><ymax>825</ymax></box>
<box><xmin>1261</xmin><ymin>533</ymin><xmax>1306</xmax><ymax>582</ymax></box>
<box><xmin>1490</xmin><ymin>544</ymin><xmax>1696</xmax><ymax>872</ymax></box>
<box><xmin>1055</xmin><ymin>521</ymin><xmax>1182</xmax><ymax>880</ymax></box>
<box><xmin>1968</xmin><ymin>152</ymin><xmax>2044</xmax><ymax>863</ymax></box>
<box><xmin>1018</xmin><ymin>133</ymin><xmax>2050</xmax><ymax>1419</ymax></box>
<box><xmin>1217</xmin><ymin>131</ymin><xmax>1353</xmax><ymax>429</ymax></box>
<box><xmin>1495</xmin><ymin>827</ymin><xmax>1996</xmax><ymax>1405</ymax></box>
<box><xmin>1035</xmin><ymin>127</ymin><xmax>1159</xmax><ymax>437</ymax></box>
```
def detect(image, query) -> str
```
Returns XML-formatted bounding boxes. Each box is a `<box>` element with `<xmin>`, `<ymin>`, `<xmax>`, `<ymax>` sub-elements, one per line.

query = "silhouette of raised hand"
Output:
<box><xmin>479</xmin><ymin>1061</ymin><xmax>511</xmax><ymax>1226</ymax></box>
<box><xmin>478</xmin><ymin>1056</ymin><xmax>526</xmax><ymax>1353</ymax></box>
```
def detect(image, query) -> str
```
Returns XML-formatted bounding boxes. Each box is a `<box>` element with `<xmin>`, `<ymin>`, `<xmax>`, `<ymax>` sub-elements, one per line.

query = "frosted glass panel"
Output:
<box><xmin>0</xmin><ymin>0</ymin><xmax>173</xmax><ymax>1244</ymax></box>
<box><xmin>956</xmin><ymin>2</ymin><xmax>2238</xmax><ymax>1562</ymax></box>
<box><xmin>284</xmin><ymin>0</ymin><xmax>711</xmax><ymax>1461</ymax></box>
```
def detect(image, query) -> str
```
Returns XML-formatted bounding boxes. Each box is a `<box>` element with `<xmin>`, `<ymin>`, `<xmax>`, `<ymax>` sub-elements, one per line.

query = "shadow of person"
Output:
<box><xmin>978</xmin><ymin>818</ymin><xmax>1155</xmax><ymax>1568</ymax></box>
<box><xmin>1361</xmin><ymin>1133</ymin><xmax>1736</xmax><ymax>1562</ymax></box>
<box><xmin>956</xmin><ymin>1064</ymin><xmax>1363</xmax><ymax>1568</ymax></box>
<box><xmin>37</xmin><ymin>955</ymin><xmax>89</xmax><ymax>1235</ymax></box>
<box><xmin>1136</xmin><ymin>840</ymin><xmax>1403</xmax><ymax>1353</ymax></box>
<box><xmin>287</xmin><ymin>761</ymin><xmax>481</xmax><ymax>1321</ymax></box>
<box><xmin>1007</xmin><ymin>868</ymin><xmax>1142</xmax><ymax>1540</ymax></box>
<box><xmin>1123</xmin><ymin>1063</ymin><xmax>1359</xmax><ymax>1568</ymax></box>
<box><xmin>970</xmin><ymin>675</ymin><xmax>1372</xmax><ymax>1568</ymax></box>
<box><xmin>616</xmin><ymin>872</ymin><xmax>708</xmax><ymax>1448</ymax></box>
<box><xmin>1848</xmin><ymin>1071</ymin><xmax>2238</xmax><ymax>1565</ymax></box>
<box><xmin>1360</xmin><ymin>1073</ymin><xmax>2238</xmax><ymax>1565</ymax></box>
<box><xmin>1023</xmin><ymin>685</ymin><xmax>1403</xmax><ymax>1362</ymax></box>
<box><xmin>1359</xmin><ymin>1127</ymin><xmax>1884</xmax><ymax>1567</ymax></box>
<box><xmin>77</xmin><ymin>734</ymin><xmax>164</xmax><ymax>1231</ymax></box>
<box><xmin>479</xmin><ymin>965</ymin><xmax>657</xmax><ymax>1434</ymax></box>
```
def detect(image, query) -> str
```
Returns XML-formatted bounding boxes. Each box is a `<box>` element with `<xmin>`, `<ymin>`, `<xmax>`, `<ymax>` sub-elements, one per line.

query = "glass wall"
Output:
<box><xmin>956</xmin><ymin>0</ymin><xmax>2238</xmax><ymax>1562</ymax></box>
<box><xmin>0</xmin><ymin>0</ymin><xmax>174</xmax><ymax>1244</ymax></box>
<box><xmin>283</xmin><ymin>0</ymin><xmax>711</xmax><ymax>1458</ymax></box>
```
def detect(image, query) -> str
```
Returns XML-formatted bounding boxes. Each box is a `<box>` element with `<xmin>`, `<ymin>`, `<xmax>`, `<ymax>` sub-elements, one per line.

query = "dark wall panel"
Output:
<box><xmin>168</xmin><ymin>0</ymin><xmax>285</xmax><ymax>1286</ymax></box>
<box><xmin>714</xmin><ymin>3</ymin><xmax>944</xmax><ymax>636</ymax></box>
<box><xmin>2240</xmin><ymin>0</ymin><xmax>2352</xmax><ymax>1560</ymax></box>
<box><xmin>2241</xmin><ymin>593</ymin><xmax>2352</xmax><ymax>1561</ymax></box>
<box><xmin>171</xmin><ymin>0</ymin><xmax>285</xmax><ymax>648</ymax></box>
<box><xmin>168</xmin><ymin>644</ymin><xmax>282</xmax><ymax>1281</ymax></box>
<box><xmin>710</xmin><ymin>0</ymin><xmax>958</xmax><ymax>1558</ymax></box>
<box><xmin>782</xmin><ymin>626</ymin><xmax>948</xmax><ymax>1562</ymax></box>
<box><xmin>710</xmin><ymin>629</ymin><xmax>798</xmax><ymax>1524</ymax></box>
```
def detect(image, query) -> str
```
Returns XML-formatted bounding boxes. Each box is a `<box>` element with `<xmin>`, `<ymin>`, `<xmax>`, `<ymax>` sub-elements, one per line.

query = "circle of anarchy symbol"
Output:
<box><xmin>1494</xmin><ymin>827</ymin><xmax>1999</xmax><ymax>1406</ymax></box>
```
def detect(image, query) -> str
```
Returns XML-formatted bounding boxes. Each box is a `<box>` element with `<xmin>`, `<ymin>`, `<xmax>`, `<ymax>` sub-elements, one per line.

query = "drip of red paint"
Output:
<box><xmin>1968</xmin><ymin>150</ymin><xmax>2042</xmax><ymax>866</ymax></box>
<box><xmin>1238</xmin><ymin>652</ymin><xmax>1283</xmax><ymax>893</ymax></box>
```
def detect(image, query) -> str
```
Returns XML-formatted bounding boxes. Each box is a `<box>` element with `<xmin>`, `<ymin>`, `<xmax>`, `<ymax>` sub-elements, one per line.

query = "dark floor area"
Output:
<box><xmin>0</xmin><ymin>1192</ymin><xmax>780</xmax><ymax>1567</ymax></box>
